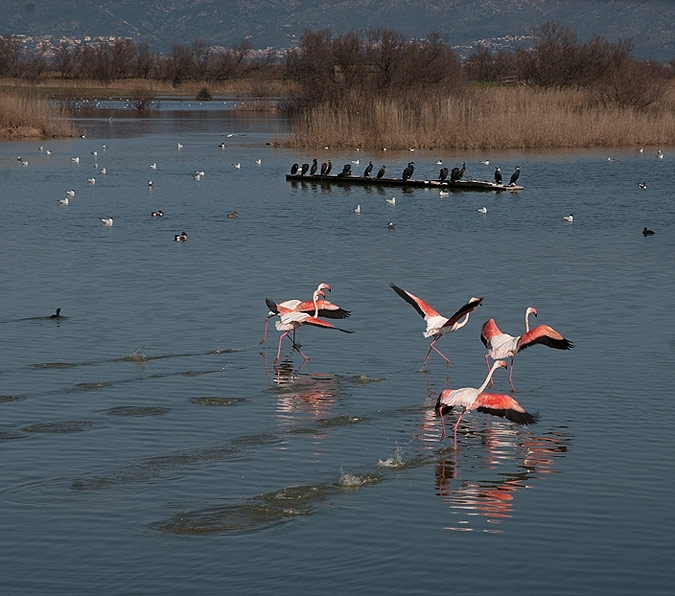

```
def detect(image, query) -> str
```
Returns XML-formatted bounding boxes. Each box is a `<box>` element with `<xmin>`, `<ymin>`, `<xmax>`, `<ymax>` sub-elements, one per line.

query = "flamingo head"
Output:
<box><xmin>317</xmin><ymin>283</ymin><xmax>331</xmax><ymax>293</ymax></box>
<box><xmin>494</xmin><ymin>360</ymin><xmax>508</xmax><ymax>370</ymax></box>
<box><xmin>469</xmin><ymin>297</ymin><xmax>483</xmax><ymax>307</ymax></box>
<box><xmin>526</xmin><ymin>307</ymin><xmax>538</xmax><ymax>318</ymax></box>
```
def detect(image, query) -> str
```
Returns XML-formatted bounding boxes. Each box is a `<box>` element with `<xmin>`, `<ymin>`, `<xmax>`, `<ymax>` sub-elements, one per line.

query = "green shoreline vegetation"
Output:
<box><xmin>1</xmin><ymin>23</ymin><xmax>673</xmax><ymax>147</ymax></box>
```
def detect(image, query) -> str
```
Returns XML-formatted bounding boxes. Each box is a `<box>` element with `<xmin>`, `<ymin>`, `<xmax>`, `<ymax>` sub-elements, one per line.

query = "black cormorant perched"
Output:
<box><xmin>402</xmin><ymin>162</ymin><xmax>414</xmax><ymax>181</ymax></box>
<box><xmin>325</xmin><ymin>160</ymin><xmax>332</xmax><ymax>175</ymax></box>
<box><xmin>310</xmin><ymin>158</ymin><xmax>318</xmax><ymax>175</ymax></box>
<box><xmin>300</xmin><ymin>163</ymin><xmax>310</xmax><ymax>175</ymax></box>
<box><xmin>509</xmin><ymin>166</ymin><xmax>520</xmax><ymax>185</ymax></box>
<box><xmin>290</xmin><ymin>163</ymin><xmax>299</xmax><ymax>175</ymax></box>
<box><xmin>494</xmin><ymin>167</ymin><xmax>502</xmax><ymax>185</ymax></box>
<box><xmin>439</xmin><ymin>167</ymin><xmax>449</xmax><ymax>181</ymax></box>
<box><xmin>450</xmin><ymin>162</ymin><xmax>466</xmax><ymax>182</ymax></box>
<box><xmin>320</xmin><ymin>162</ymin><xmax>328</xmax><ymax>175</ymax></box>
<box><xmin>642</xmin><ymin>227</ymin><xmax>655</xmax><ymax>236</ymax></box>
<box><xmin>337</xmin><ymin>164</ymin><xmax>352</xmax><ymax>177</ymax></box>
<box><xmin>363</xmin><ymin>161</ymin><xmax>373</xmax><ymax>177</ymax></box>
<box><xmin>376</xmin><ymin>165</ymin><xmax>386</xmax><ymax>179</ymax></box>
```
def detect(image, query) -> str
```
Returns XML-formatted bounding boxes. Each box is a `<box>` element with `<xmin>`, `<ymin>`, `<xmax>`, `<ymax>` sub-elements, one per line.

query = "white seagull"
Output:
<box><xmin>386</xmin><ymin>197</ymin><xmax>396</xmax><ymax>205</ymax></box>
<box><xmin>477</xmin><ymin>206</ymin><xmax>488</xmax><ymax>214</ymax></box>
<box><xmin>88</xmin><ymin>177</ymin><xmax>96</xmax><ymax>184</ymax></box>
<box><xmin>59</xmin><ymin>197</ymin><xmax>69</xmax><ymax>205</ymax></box>
<box><xmin>353</xmin><ymin>205</ymin><xmax>361</xmax><ymax>214</ymax></box>
<box><xmin>562</xmin><ymin>213</ymin><xmax>574</xmax><ymax>223</ymax></box>
<box><xmin>100</xmin><ymin>217</ymin><xmax>113</xmax><ymax>226</ymax></box>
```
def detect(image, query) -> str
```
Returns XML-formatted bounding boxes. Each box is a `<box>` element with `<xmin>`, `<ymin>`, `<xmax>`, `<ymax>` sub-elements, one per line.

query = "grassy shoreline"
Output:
<box><xmin>3</xmin><ymin>78</ymin><xmax>674</xmax><ymax>148</ymax></box>
<box><xmin>287</xmin><ymin>84</ymin><xmax>675</xmax><ymax>150</ymax></box>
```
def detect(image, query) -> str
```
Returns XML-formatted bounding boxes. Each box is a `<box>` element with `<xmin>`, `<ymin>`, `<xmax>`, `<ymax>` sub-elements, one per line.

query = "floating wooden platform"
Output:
<box><xmin>286</xmin><ymin>174</ymin><xmax>523</xmax><ymax>192</ymax></box>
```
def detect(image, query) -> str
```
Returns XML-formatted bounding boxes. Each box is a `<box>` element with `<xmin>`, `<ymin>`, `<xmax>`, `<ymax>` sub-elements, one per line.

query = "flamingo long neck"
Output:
<box><xmin>455</xmin><ymin>313</ymin><xmax>470</xmax><ymax>330</ymax></box>
<box><xmin>312</xmin><ymin>290</ymin><xmax>321</xmax><ymax>317</ymax></box>
<box><xmin>525</xmin><ymin>308</ymin><xmax>534</xmax><ymax>333</ymax></box>
<box><xmin>478</xmin><ymin>362</ymin><xmax>502</xmax><ymax>393</ymax></box>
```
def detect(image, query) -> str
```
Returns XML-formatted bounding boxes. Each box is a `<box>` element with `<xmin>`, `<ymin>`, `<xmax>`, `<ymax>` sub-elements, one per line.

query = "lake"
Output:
<box><xmin>1</xmin><ymin>103</ymin><xmax>673</xmax><ymax>595</ymax></box>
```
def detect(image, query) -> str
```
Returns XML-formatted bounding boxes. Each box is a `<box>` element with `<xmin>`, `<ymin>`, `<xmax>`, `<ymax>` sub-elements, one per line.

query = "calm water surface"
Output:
<box><xmin>1</xmin><ymin>105</ymin><xmax>674</xmax><ymax>595</ymax></box>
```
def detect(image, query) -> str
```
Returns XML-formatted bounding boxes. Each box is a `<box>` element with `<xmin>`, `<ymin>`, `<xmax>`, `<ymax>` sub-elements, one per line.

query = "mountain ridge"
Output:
<box><xmin>1</xmin><ymin>0</ymin><xmax>673</xmax><ymax>60</ymax></box>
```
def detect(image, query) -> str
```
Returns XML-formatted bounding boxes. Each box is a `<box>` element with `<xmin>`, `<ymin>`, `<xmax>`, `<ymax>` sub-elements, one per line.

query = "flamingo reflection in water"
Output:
<box><xmin>435</xmin><ymin>427</ymin><xmax>570</xmax><ymax>532</ymax></box>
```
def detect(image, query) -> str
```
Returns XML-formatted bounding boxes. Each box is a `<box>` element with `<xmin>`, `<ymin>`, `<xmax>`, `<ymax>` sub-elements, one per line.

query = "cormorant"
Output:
<box><xmin>494</xmin><ymin>167</ymin><xmax>502</xmax><ymax>185</ymax></box>
<box><xmin>376</xmin><ymin>165</ymin><xmax>386</xmax><ymax>179</ymax></box>
<box><xmin>325</xmin><ymin>160</ymin><xmax>333</xmax><ymax>175</ymax></box>
<box><xmin>402</xmin><ymin>162</ymin><xmax>414</xmax><ymax>181</ymax></box>
<box><xmin>300</xmin><ymin>163</ymin><xmax>310</xmax><ymax>175</ymax></box>
<box><xmin>450</xmin><ymin>162</ymin><xmax>466</xmax><ymax>182</ymax></box>
<box><xmin>290</xmin><ymin>163</ymin><xmax>299</xmax><ymax>175</ymax></box>
<box><xmin>439</xmin><ymin>167</ymin><xmax>449</xmax><ymax>181</ymax></box>
<box><xmin>642</xmin><ymin>227</ymin><xmax>655</xmax><ymax>236</ymax></box>
<box><xmin>509</xmin><ymin>166</ymin><xmax>520</xmax><ymax>185</ymax></box>
<box><xmin>320</xmin><ymin>162</ymin><xmax>328</xmax><ymax>175</ymax></box>
<box><xmin>337</xmin><ymin>164</ymin><xmax>352</xmax><ymax>177</ymax></box>
<box><xmin>310</xmin><ymin>158</ymin><xmax>318</xmax><ymax>175</ymax></box>
<box><xmin>50</xmin><ymin>308</ymin><xmax>62</xmax><ymax>319</ymax></box>
<box><xmin>363</xmin><ymin>161</ymin><xmax>373</xmax><ymax>177</ymax></box>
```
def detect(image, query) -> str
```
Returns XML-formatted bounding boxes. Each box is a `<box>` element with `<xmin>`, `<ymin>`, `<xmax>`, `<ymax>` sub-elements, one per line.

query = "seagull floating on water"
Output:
<box><xmin>72</xmin><ymin>157</ymin><xmax>80</xmax><ymax>163</ymax></box>
<box><xmin>386</xmin><ymin>197</ymin><xmax>396</xmax><ymax>205</ymax></box>
<box><xmin>562</xmin><ymin>213</ymin><xmax>574</xmax><ymax>223</ymax></box>
<box><xmin>256</xmin><ymin>159</ymin><xmax>262</xmax><ymax>166</ymax></box>
<box><xmin>177</xmin><ymin>143</ymin><xmax>183</xmax><ymax>149</ymax></box>
<box><xmin>233</xmin><ymin>163</ymin><xmax>241</xmax><ymax>169</ymax></box>
<box><xmin>638</xmin><ymin>182</ymin><xmax>647</xmax><ymax>189</ymax></box>
<box><xmin>149</xmin><ymin>162</ymin><xmax>157</xmax><ymax>169</ymax></box>
<box><xmin>657</xmin><ymin>149</ymin><xmax>664</xmax><ymax>159</ymax></box>
<box><xmin>480</xmin><ymin>160</ymin><xmax>490</xmax><ymax>165</ymax></box>
<box><xmin>100</xmin><ymin>217</ymin><xmax>113</xmax><ymax>226</ymax></box>
<box><xmin>436</xmin><ymin>160</ymin><xmax>443</xmax><ymax>165</ymax></box>
<box><xmin>59</xmin><ymin>197</ymin><xmax>69</xmax><ymax>205</ymax></box>
<box><xmin>99</xmin><ymin>167</ymin><xmax>106</xmax><ymax>174</ymax></box>
<box><xmin>66</xmin><ymin>189</ymin><xmax>75</xmax><ymax>197</ymax></box>
<box><xmin>477</xmin><ymin>206</ymin><xmax>487</xmax><ymax>214</ymax></box>
<box><xmin>353</xmin><ymin>204</ymin><xmax>361</xmax><ymax>214</ymax></box>
<box><xmin>148</xmin><ymin>180</ymin><xmax>154</xmax><ymax>187</ymax></box>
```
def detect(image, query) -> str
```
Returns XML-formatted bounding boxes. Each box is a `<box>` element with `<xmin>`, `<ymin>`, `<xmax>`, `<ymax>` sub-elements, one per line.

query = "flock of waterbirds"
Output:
<box><xmin>32</xmin><ymin>139</ymin><xmax>250</xmax><ymax>238</ymax></box>
<box><xmin>260</xmin><ymin>280</ymin><xmax>574</xmax><ymax>447</ymax></box>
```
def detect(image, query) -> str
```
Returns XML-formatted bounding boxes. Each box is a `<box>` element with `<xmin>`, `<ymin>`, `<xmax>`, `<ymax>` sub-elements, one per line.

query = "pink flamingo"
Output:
<box><xmin>481</xmin><ymin>307</ymin><xmax>573</xmax><ymax>391</ymax></box>
<box><xmin>266</xmin><ymin>288</ymin><xmax>353</xmax><ymax>363</ymax></box>
<box><xmin>436</xmin><ymin>360</ymin><xmax>537</xmax><ymax>446</ymax></box>
<box><xmin>260</xmin><ymin>283</ymin><xmax>350</xmax><ymax>344</ymax></box>
<box><xmin>390</xmin><ymin>283</ymin><xmax>482</xmax><ymax>368</ymax></box>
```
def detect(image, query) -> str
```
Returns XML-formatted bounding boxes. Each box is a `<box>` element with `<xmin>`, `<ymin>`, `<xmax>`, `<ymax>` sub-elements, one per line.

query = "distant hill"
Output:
<box><xmin>1</xmin><ymin>0</ymin><xmax>673</xmax><ymax>60</ymax></box>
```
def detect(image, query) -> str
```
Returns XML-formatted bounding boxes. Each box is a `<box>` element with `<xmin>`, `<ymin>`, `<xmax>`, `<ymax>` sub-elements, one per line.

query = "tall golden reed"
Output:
<box><xmin>0</xmin><ymin>90</ymin><xmax>73</xmax><ymax>138</ymax></box>
<box><xmin>287</xmin><ymin>85</ymin><xmax>675</xmax><ymax>149</ymax></box>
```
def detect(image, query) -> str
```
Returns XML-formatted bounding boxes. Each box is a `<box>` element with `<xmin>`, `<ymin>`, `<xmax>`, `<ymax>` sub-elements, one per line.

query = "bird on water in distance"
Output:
<box><xmin>363</xmin><ymin>161</ymin><xmax>373</xmax><ymax>177</ymax></box>
<box><xmin>151</xmin><ymin>210</ymin><xmax>163</xmax><ymax>217</ymax></box>
<box><xmin>50</xmin><ymin>308</ymin><xmax>63</xmax><ymax>319</ymax></box>
<box><xmin>386</xmin><ymin>196</ymin><xmax>396</xmax><ymax>205</ymax></box>
<box><xmin>310</xmin><ymin>158</ymin><xmax>318</xmax><ymax>175</ymax></box>
<box><xmin>642</xmin><ymin>227</ymin><xmax>655</xmax><ymax>236</ymax></box>
<box><xmin>477</xmin><ymin>206</ymin><xmax>487</xmax><ymax>214</ymax></box>
<box><xmin>435</xmin><ymin>360</ymin><xmax>538</xmax><ymax>446</ymax></box>
<box><xmin>638</xmin><ymin>182</ymin><xmax>647</xmax><ymax>189</ymax></box>
<box><xmin>390</xmin><ymin>283</ymin><xmax>482</xmax><ymax>369</ymax></box>
<box><xmin>100</xmin><ymin>217</ymin><xmax>113</xmax><ymax>226</ymax></box>
<box><xmin>494</xmin><ymin>166</ymin><xmax>502</xmax><ymax>185</ymax></box>
<box><xmin>353</xmin><ymin>204</ymin><xmax>361</xmax><ymax>214</ymax></box>
<box><xmin>227</xmin><ymin>211</ymin><xmax>238</xmax><ymax>218</ymax></box>
<box><xmin>376</xmin><ymin>165</ymin><xmax>387</xmax><ymax>179</ymax></box>
<box><xmin>260</xmin><ymin>282</ymin><xmax>350</xmax><ymax>344</ymax></box>
<box><xmin>509</xmin><ymin>166</ymin><xmax>521</xmax><ymax>185</ymax></box>
<box><xmin>402</xmin><ymin>162</ymin><xmax>415</xmax><ymax>181</ymax></box>
<box><xmin>562</xmin><ymin>213</ymin><xmax>574</xmax><ymax>223</ymax></box>
<box><xmin>290</xmin><ymin>163</ymin><xmax>299</xmax><ymax>175</ymax></box>
<box><xmin>387</xmin><ymin>221</ymin><xmax>396</xmax><ymax>230</ymax></box>
<box><xmin>174</xmin><ymin>231</ymin><xmax>187</xmax><ymax>241</ymax></box>
<box><xmin>481</xmin><ymin>306</ymin><xmax>574</xmax><ymax>391</ymax></box>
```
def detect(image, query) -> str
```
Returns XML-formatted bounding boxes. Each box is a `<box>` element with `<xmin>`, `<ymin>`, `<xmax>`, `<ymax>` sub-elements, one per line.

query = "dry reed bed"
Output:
<box><xmin>288</xmin><ymin>86</ymin><xmax>675</xmax><ymax>149</ymax></box>
<box><xmin>0</xmin><ymin>91</ymin><xmax>73</xmax><ymax>138</ymax></box>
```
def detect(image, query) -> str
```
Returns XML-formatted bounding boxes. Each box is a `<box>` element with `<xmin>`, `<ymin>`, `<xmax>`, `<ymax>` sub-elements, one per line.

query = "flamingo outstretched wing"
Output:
<box><xmin>279</xmin><ymin>311</ymin><xmax>353</xmax><ymax>333</ymax></box>
<box><xmin>516</xmin><ymin>325</ymin><xmax>573</xmax><ymax>353</ymax></box>
<box><xmin>390</xmin><ymin>283</ymin><xmax>442</xmax><ymax>320</ymax></box>
<box><xmin>473</xmin><ymin>392</ymin><xmax>538</xmax><ymax>425</ymax></box>
<box><xmin>480</xmin><ymin>318</ymin><xmax>503</xmax><ymax>348</ymax></box>
<box><xmin>441</xmin><ymin>297</ymin><xmax>482</xmax><ymax>329</ymax></box>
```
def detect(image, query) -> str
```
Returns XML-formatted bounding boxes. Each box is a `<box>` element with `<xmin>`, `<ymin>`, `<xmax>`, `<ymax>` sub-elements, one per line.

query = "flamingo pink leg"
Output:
<box><xmin>453</xmin><ymin>409</ymin><xmax>466</xmax><ymax>448</ymax></box>
<box><xmin>260</xmin><ymin>315</ymin><xmax>272</xmax><ymax>344</ymax></box>
<box><xmin>508</xmin><ymin>358</ymin><xmax>516</xmax><ymax>391</ymax></box>
<box><xmin>274</xmin><ymin>331</ymin><xmax>290</xmax><ymax>363</ymax></box>
<box><xmin>423</xmin><ymin>338</ymin><xmax>450</xmax><ymax>368</ymax></box>
<box><xmin>439</xmin><ymin>410</ymin><xmax>447</xmax><ymax>441</ymax></box>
